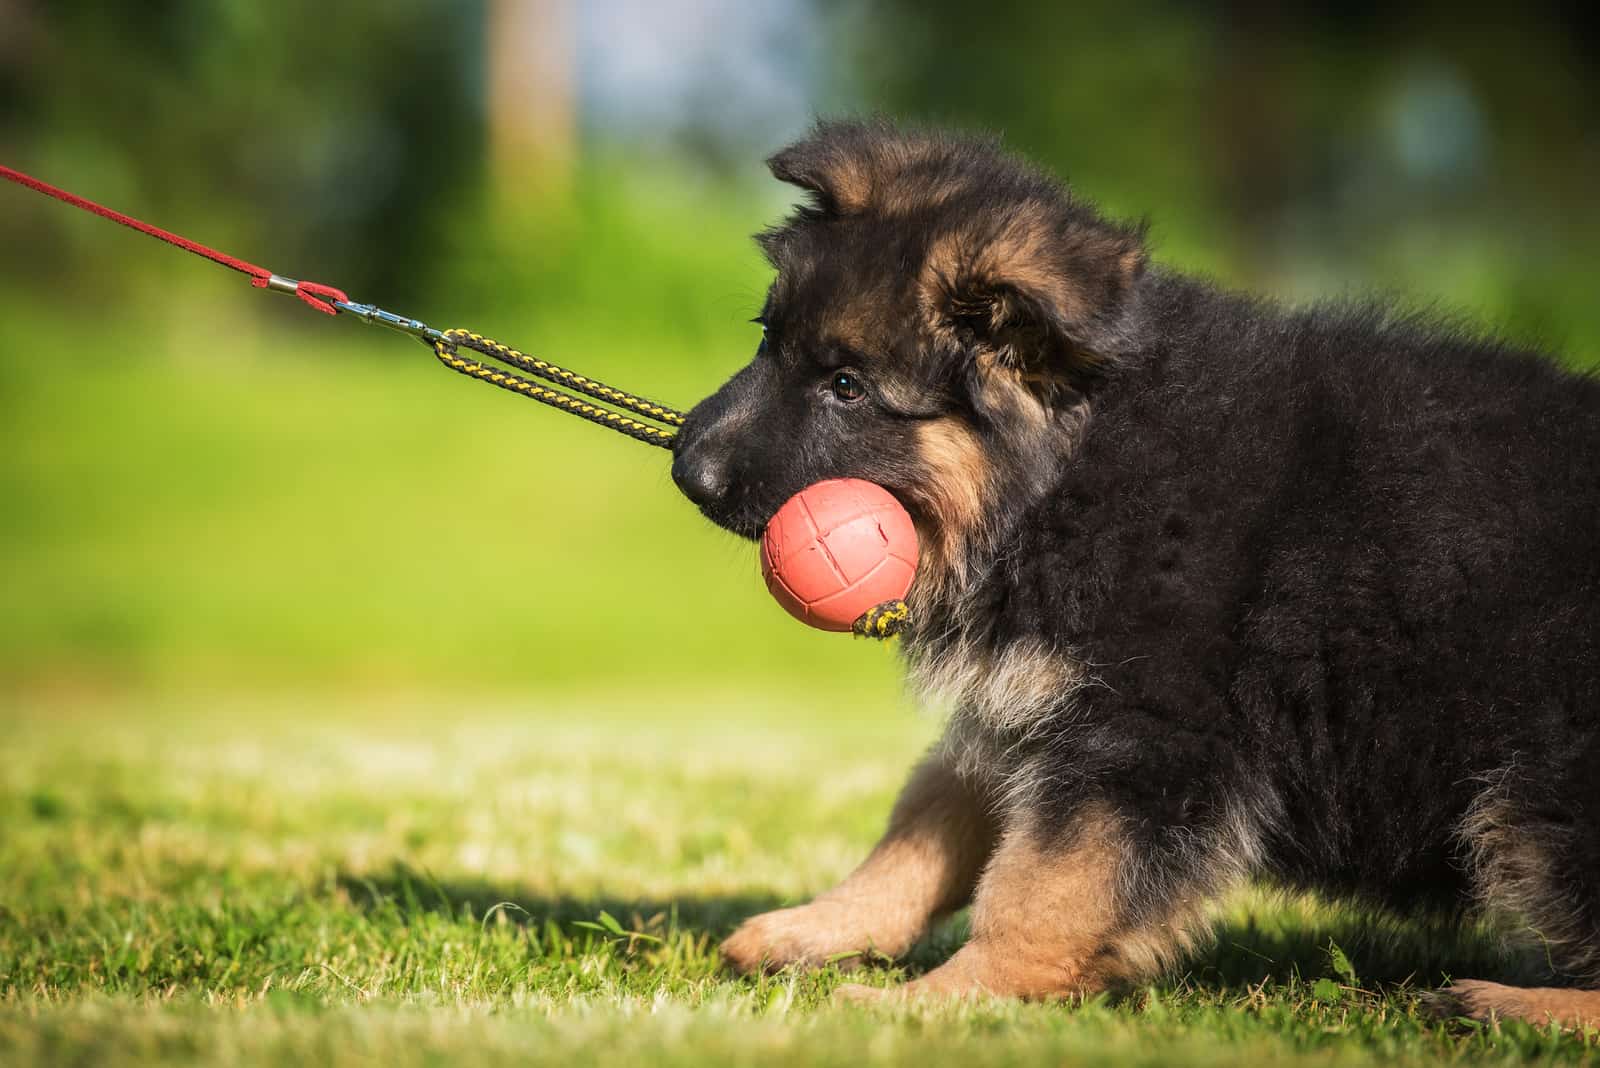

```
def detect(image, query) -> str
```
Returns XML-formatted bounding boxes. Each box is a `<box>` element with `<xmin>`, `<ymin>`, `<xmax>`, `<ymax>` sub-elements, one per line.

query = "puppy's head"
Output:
<box><xmin>673</xmin><ymin>120</ymin><xmax>1147</xmax><ymax>593</ymax></box>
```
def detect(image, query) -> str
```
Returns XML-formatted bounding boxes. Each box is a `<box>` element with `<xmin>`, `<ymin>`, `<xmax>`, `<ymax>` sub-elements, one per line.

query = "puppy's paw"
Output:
<box><xmin>833</xmin><ymin>982</ymin><xmax>894</xmax><ymax>1004</ymax></box>
<box><xmin>719</xmin><ymin>902</ymin><xmax>902</xmax><ymax>976</ymax></box>
<box><xmin>1426</xmin><ymin>980</ymin><xmax>1600</xmax><ymax>1029</ymax></box>
<box><xmin>832</xmin><ymin>977</ymin><xmax>993</xmax><ymax>1005</ymax></box>
<box><xmin>1427</xmin><ymin>980</ymin><xmax>1545</xmax><ymax>1025</ymax></box>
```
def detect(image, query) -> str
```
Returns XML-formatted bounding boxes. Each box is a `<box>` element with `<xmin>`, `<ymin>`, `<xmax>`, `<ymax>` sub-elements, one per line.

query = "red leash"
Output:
<box><xmin>0</xmin><ymin>162</ymin><xmax>349</xmax><ymax>315</ymax></box>
<box><xmin>1</xmin><ymin>159</ymin><xmax>692</xmax><ymax>449</ymax></box>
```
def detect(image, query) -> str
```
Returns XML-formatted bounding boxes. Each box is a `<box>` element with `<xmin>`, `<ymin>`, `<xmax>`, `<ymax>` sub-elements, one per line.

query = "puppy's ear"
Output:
<box><xmin>767</xmin><ymin>119</ymin><xmax>941</xmax><ymax>216</ymax></box>
<box><xmin>923</xmin><ymin>203</ymin><xmax>1147</xmax><ymax>392</ymax></box>
<box><xmin>767</xmin><ymin>128</ymin><xmax>877</xmax><ymax>215</ymax></box>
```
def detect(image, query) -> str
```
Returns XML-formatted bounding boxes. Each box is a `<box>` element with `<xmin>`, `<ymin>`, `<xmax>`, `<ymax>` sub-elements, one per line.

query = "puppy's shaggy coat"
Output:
<box><xmin>671</xmin><ymin>120</ymin><xmax>1600</xmax><ymax>1025</ymax></box>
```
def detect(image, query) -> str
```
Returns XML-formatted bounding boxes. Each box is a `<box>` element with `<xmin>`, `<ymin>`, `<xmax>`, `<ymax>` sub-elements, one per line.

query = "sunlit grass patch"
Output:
<box><xmin>2</xmin><ymin>697</ymin><xmax>1597</xmax><ymax>1065</ymax></box>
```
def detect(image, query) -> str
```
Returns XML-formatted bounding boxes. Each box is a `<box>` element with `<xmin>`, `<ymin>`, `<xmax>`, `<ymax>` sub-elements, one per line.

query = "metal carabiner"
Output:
<box><xmin>266</xmin><ymin>274</ymin><xmax>447</xmax><ymax>346</ymax></box>
<box><xmin>329</xmin><ymin>299</ymin><xmax>449</xmax><ymax>346</ymax></box>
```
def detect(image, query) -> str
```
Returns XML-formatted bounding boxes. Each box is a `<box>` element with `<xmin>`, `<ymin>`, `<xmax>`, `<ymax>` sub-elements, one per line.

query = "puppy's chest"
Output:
<box><xmin>907</xmin><ymin>635</ymin><xmax>1086</xmax><ymax>733</ymax></box>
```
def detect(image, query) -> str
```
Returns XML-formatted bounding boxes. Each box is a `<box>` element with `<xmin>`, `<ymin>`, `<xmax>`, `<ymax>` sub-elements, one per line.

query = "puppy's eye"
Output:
<box><xmin>830</xmin><ymin>370</ymin><xmax>866</xmax><ymax>403</ymax></box>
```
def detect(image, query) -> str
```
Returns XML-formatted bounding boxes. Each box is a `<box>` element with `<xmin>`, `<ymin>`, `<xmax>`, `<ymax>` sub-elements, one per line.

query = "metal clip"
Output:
<box><xmin>330</xmin><ymin>300</ymin><xmax>448</xmax><ymax>345</ymax></box>
<box><xmin>266</xmin><ymin>275</ymin><xmax>447</xmax><ymax>346</ymax></box>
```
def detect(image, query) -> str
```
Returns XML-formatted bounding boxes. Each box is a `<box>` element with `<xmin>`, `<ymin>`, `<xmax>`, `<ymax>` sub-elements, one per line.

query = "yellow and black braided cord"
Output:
<box><xmin>449</xmin><ymin>329</ymin><xmax>683</xmax><ymax>427</ymax></box>
<box><xmin>852</xmin><ymin>600</ymin><xmax>911</xmax><ymax>639</ymax></box>
<box><xmin>432</xmin><ymin>329</ymin><xmax>679</xmax><ymax>449</ymax></box>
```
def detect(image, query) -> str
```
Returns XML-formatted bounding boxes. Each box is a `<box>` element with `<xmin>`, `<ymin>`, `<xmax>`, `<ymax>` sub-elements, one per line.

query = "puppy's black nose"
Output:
<box><xmin>672</xmin><ymin>453</ymin><xmax>731</xmax><ymax>508</ymax></box>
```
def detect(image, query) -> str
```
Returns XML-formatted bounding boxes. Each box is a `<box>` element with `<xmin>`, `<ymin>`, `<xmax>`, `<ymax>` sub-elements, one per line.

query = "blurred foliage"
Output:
<box><xmin>0</xmin><ymin>1</ymin><xmax>1596</xmax><ymax>696</ymax></box>
<box><xmin>849</xmin><ymin>0</ymin><xmax>1600</xmax><ymax>351</ymax></box>
<box><xmin>0</xmin><ymin>0</ymin><xmax>485</xmax><ymax>306</ymax></box>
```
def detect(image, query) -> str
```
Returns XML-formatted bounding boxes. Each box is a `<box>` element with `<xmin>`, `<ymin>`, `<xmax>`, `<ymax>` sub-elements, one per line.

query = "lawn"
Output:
<box><xmin>3</xmin><ymin>202</ymin><xmax>1599</xmax><ymax>1065</ymax></box>
<box><xmin>2</xmin><ymin>695</ymin><xmax>1597</xmax><ymax>1067</ymax></box>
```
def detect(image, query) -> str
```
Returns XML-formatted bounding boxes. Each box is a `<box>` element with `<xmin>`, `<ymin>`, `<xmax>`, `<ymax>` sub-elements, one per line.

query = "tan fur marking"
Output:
<box><xmin>871</xmin><ymin>375</ymin><xmax>930</xmax><ymax>415</ymax></box>
<box><xmin>818</xmin><ymin>296</ymin><xmax>933</xmax><ymax>413</ymax></box>
<box><xmin>984</xmin><ymin>203</ymin><xmax>1091</xmax><ymax>321</ymax></box>
<box><xmin>922</xmin><ymin>230</ymin><xmax>965</xmax><ymax>284</ymax></box>
<box><xmin>975</xmin><ymin>353</ymin><xmax>1055</xmax><ymax>429</ymax></box>
<box><xmin>954</xmin><ymin>811</ymin><xmax>1125</xmax><ymax>996</ymax></box>
<box><xmin>915</xmin><ymin>199</ymin><xmax>1143</xmax><ymax>365</ymax></box>
<box><xmin>880</xmin><ymin>171</ymin><xmax>973</xmax><ymax>216</ymax></box>
<box><xmin>876</xmin><ymin>137</ymin><xmax>970</xmax><ymax>215</ymax></box>
<box><xmin>907</xmin><ymin>417</ymin><xmax>990</xmax><ymax>596</ymax></box>
<box><xmin>839</xmin><ymin>806</ymin><xmax>1206</xmax><ymax>1001</ymax></box>
<box><xmin>917</xmin><ymin>231</ymin><xmax>974</xmax><ymax>349</ymax></box>
<box><xmin>1104</xmin><ymin>896</ymin><xmax>1215</xmax><ymax>982</ymax></box>
<box><xmin>820</xmin><ymin>298</ymin><xmax>880</xmax><ymax>358</ymax></box>
<box><xmin>1118</xmin><ymin>244</ymin><xmax>1147</xmax><ymax>280</ymax></box>
<box><xmin>1438</xmin><ymin>980</ymin><xmax>1600</xmax><ymax>1030</ymax></box>
<box><xmin>820</xmin><ymin>152</ymin><xmax>873</xmax><ymax>214</ymax></box>
<box><xmin>832</xmin><ymin>137</ymin><xmax>954</xmax><ymax>216</ymax></box>
<box><xmin>720</xmin><ymin>753</ymin><xmax>997</xmax><ymax>974</ymax></box>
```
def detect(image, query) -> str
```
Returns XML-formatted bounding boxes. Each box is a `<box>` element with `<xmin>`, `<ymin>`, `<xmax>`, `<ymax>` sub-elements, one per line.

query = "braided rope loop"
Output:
<box><xmin>432</xmin><ymin>335</ymin><xmax>678</xmax><ymax>449</ymax></box>
<box><xmin>852</xmin><ymin>600</ymin><xmax>911</xmax><ymax>639</ymax></box>
<box><xmin>446</xmin><ymin>329</ymin><xmax>685</xmax><ymax>427</ymax></box>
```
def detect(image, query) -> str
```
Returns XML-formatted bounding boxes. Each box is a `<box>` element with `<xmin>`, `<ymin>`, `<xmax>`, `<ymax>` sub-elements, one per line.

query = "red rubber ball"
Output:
<box><xmin>760</xmin><ymin>479</ymin><xmax>919</xmax><ymax>632</ymax></box>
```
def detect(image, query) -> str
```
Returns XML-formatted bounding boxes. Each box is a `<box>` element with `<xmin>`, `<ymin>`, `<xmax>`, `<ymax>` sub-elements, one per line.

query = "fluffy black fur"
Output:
<box><xmin>673</xmin><ymin>119</ymin><xmax>1600</xmax><ymax>990</ymax></box>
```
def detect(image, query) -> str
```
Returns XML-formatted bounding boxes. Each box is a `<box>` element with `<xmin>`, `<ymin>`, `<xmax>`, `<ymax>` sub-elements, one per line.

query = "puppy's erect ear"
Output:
<box><xmin>767</xmin><ymin>139</ymin><xmax>862</xmax><ymax>216</ymax></box>
<box><xmin>921</xmin><ymin>200</ymin><xmax>1147</xmax><ymax>392</ymax></box>
<box><xmin>766</xmin><ymin>119</ymin><xmax>946</xmax><ymax>216</ymax></box>
<box><xmin>765</xmin><ymin>120</ymin><xmax>1147</xmax><ymax>386</ymax></box>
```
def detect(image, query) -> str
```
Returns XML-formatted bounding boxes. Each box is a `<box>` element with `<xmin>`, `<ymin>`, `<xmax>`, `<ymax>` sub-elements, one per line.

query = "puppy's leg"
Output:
<box><xmin>721</xmin><ymin>750</ymin><xmax>997</xmax><ymax>974</ymax></box>
<box><xmin>1432</xmin><ymin>982</ymin><xmax>1600</xmax><ymax>1030</ymax></box>
<box><xmin>1434</xmin><ymin>773</ymin><xmax>1600</xmax><ymax>1030</ymax></box>
<box><xmin>838</xmin><ymin>802</ymin><xmax>1231</xmax><ymax>1002</ymax></box>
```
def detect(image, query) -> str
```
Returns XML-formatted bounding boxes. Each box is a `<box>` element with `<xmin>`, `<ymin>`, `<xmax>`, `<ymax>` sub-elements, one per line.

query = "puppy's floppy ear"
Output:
<box><xmin>922</xmin><ymin>201</ymin><xmax>1147</xmax><ymax>391</ymax></box>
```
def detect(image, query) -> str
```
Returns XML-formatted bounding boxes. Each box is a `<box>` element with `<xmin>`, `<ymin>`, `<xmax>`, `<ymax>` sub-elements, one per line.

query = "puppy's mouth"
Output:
<box><xmin>693</xmin><ymin>496</ymin><xmax>775</xmax><ymax>542</ymax></box>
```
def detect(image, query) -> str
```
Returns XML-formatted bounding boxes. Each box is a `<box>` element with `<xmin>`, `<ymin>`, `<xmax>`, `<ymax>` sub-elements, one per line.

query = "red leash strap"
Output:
<box><xmin>0</xmin><ymin>162</ymin><xmax>699</xmax><ymax>455</ymax></box>
<box><xmin>0</xmin><ymin>163</ymin><xmax>348</xmax><ymax>315</ymax></box>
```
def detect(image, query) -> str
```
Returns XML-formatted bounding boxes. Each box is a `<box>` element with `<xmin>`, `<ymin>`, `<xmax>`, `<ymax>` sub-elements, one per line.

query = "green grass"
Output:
<box><xmin>0</xmin><ymin>290</ymin><xmax>902</xmax><ymax>697</ymax></box>
<box><xmin>5</xmin><ymin>171</ymin><xmax>1600</xmax><ymax>1064</ymax></box>
<box><xmin>2</xmin><ymin>696</ymin><xmax>1597</xmax><ymax>1067</ymax></box>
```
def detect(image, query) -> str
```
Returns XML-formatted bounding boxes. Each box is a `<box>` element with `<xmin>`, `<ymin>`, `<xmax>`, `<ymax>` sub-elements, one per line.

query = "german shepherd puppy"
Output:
<box><xmin>670</xmin><ymin>119</ymin><xmax>1600</xmax><ymax>1024</ymax></box>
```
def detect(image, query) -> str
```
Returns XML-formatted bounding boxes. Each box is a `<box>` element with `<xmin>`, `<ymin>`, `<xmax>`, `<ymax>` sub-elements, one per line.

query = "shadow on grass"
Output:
<box><xmin>337</xmin><ymin>865</ymin><xmax>783</xmax><ymax>946</ymax></box>
<box><xmin>338</xmin><ymin>864</ymin><xmax>1542</xmax><ymax>992</ymax></box>
<box><xmin>1194</xmin><ymin>908</ymin><xmax>1542</xmax><ymax>990</ymax></box>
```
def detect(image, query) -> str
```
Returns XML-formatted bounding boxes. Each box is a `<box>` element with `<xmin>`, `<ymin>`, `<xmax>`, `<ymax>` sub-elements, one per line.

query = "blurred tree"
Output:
<box><xmin>1</xmin><ymin>0</ymin><xmax>1595</xmax><ymax>352</ymax></box>
<box><xmin>488</xmin><ymin>0</ymin><xmax>575</xmax><ymax>204</ymax></box>
<box><xmin>849</xmin><ymin>0</ymin><xmax>1599</xmax><ymax>349</ymax></box>
<box><xmin>0</xmin><ymin>0</ymin><xmax>486</xmax><ymax>306</ymax></box>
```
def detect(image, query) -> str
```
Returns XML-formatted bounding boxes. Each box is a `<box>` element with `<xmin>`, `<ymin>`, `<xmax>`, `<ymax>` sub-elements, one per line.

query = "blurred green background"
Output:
<box><xmin>2</xmin><ymin>0</ymin><xmax>1597</xmax><ymax>704</ymax></box>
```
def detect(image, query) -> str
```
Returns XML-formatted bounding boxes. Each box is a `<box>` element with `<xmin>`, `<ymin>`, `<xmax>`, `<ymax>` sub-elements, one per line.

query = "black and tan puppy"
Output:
<box><xmin>670</xmin><ymin>119</ymin><xmax>1600</xmax><ymax>1025</ymax></box>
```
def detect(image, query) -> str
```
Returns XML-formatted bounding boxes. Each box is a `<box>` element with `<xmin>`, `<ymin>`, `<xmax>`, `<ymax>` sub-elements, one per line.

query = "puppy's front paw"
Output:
<box><xmin>720</xmin><ymin>902</ymin><xmax>901</xmax><ymax>976</ymax></box>
<box><xmin>833</xmin><ymin>982</ymin><xmax>894</xmax><ymax>1004</ymax></box>
<box><xmin>1426</xmin><ymin>980</ymin><xmax>1600</xmax><ymax>1029</ymax></box>
<box><xmin>1426</xmin><ymin>980</ymin><xmax>1510</xmax><ymax>1023</ymax></box>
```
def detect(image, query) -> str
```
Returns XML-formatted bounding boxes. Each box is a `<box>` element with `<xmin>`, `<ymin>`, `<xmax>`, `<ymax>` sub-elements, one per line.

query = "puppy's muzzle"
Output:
<box><xmin>671</xmin><ymin>446</ymin><xmax>732</xmax><ymax>510</ymax></box>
